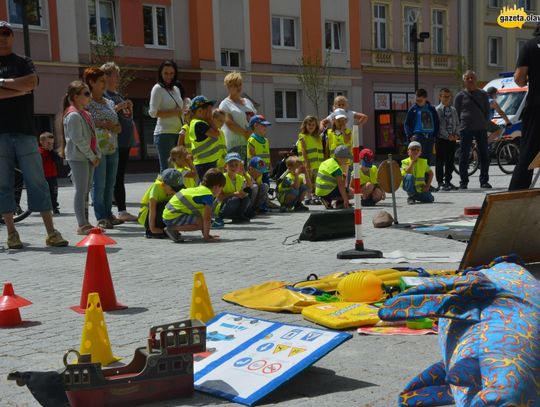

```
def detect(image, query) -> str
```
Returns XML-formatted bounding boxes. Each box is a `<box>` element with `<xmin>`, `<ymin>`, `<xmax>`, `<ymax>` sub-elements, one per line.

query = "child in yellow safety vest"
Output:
<box><xmin>247</xmin><ymin>156</ymin><xmax>270</xmax><ymax>213</ymax></box>
<box><xmin>326</xmin><ymin>109</ymin><xmax>352</xmax><ymax>158</ymax></box>
<box><xmin>138</xmin><ymin>168</ymin><xmax>183</xmax><ymax>239</ymax></box>
<box><xmin>168</xmin><ymin>145</ymin><xmax>197</xmax><ymax>188</ymax></box>
<box><xmin>247</xmin><ymin>115</ymin><xmax>272</xmax><ymax>184</ymax></box>
<box><xmin>162</xmin><ymin>168</ymin><xmax>226</xmax><ymax>242</ymax></box>
<box><xmin>213</xmin><ymin>109</ymin><xmax>228</xmax><ymax>170</ymax></box>
<box><xmin>189</xmin><ymin>95</ymin><xmax>221</xmax><ymax>182</ymax></box>
<box><xmin>297</xmin><ymin>115</ymin><xmax>324</xmax><ymax>205</ymax></box>
<box><xmin>401</xmin><ymin>141</ymin><xmax>435</xmax><ymax>205</ymax></box>
<box><xmin>277</xmin><ymin>156</ymin><xmax>309</xmax><ymax>212</ymax></box>
<box><xmin>349</xmin><ymin>148</ymin><xmax>385</xmax><ymax>206</ymax></box>
<box><xmin>177</xmin><ymin>108</ymin><xmax>192</xmax><ymax>154</ymax></box>
<box><xmin>315</xmin><ymin>145</ymin><xmax>352</xmax><ymax>209</ymax></box>
<box><xmin>215</xmin><ymin>152</ymin><xmax>255</xmax><ymax>224</ymax></box>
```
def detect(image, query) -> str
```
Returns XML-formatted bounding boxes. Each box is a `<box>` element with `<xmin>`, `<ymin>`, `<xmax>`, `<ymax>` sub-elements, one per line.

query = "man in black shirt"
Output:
<box><xmin>509</xmin><ymin>23</ymin><xmax>540</xmax><ymax>190</ymax></box>
<box><xmin>0</xmin><ymin>21</ymin><xmax>68</xmax><ymax>248</ymax></box>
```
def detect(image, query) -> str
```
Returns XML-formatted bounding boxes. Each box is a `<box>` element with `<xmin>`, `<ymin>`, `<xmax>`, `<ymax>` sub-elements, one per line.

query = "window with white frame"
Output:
<box><xmin>275</xmin><ymin>90</ymin><xmax>299</xmax><ymax>120</ymax></box>
<box><xmin>373</xmin><ymin>4</ymin><xmax>387</xmax><ymax>50</ymax></box>
<box><xmin>488</xmin><ymin>37</ymin><xmax>502</xmax><ymax>66</ymax></box>
<box><xmin>327</xmin><ymin>91</ymin><xmax>347</xmax><ymax>115</ymax></box>
<box><xmin>325</xmin><ymin>21</ymin><xmax>343</xmax><ymax>51</ymax></box>
<box><xmin>516</xmin><ymin>39</ymin><xmax>528</xmax><ymax>59</ymax></box>
<box><xmin>143</xmin><ymin>5</ymin><xmax>168</xmax><ymax>46</ymax></box>
<box><xmin>517</xmin><ymin>0</ymin><xmax>531</xmax><ymax>10</ymax></box>
<box><xmin>432</xmin><ymin>10</ymin><xmax>445</xmax><ymax>54</ymax></box>
<box><xmin>403</xmin><ymin>7</ymin><xmax>420</xmax><ymax>53</ymax></box>
<box><xmin>221</xmin><ymin>50</ymin><xmax>242</xmax><ymax>69</ymax></box>
<box><xmin>488</xmin><ymin>0</ymin><xmax>502</xmax><ymax>7</ymax></box>
<box><xmin>88</xmin><ymin>0</ymin><xmax>117</xmax><ymax>41</ymax></box>
<box><xmin>272</xmin><ymin>16</ymin><xmax>297</xmax><ymax>48</ymax></box>
<box><xmin>8</xmin><ymin>0</ymin><xmax>42</xmax><ymax>27</ymax></box>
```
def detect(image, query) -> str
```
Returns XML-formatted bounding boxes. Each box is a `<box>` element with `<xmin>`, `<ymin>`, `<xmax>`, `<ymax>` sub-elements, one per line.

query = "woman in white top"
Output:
<box><xmin>149</xmin><ymin>60</ymin><xmax>184</xmax><ymax>172</ymax></box>
<box><xmin>218</xmin><ymin>72</ymin><xmax>257</xmax><ymax>164</ymax></box>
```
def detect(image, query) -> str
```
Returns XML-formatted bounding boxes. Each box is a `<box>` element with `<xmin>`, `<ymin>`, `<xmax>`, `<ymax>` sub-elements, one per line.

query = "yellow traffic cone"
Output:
<box><xmin>190</xmin><ymin>272</ymin><xmax>215</xmax><ymax>323</ymax></box>
<box><xmin>79</xmin><ymin>292</ymin><xmax>120</xmax><ymax>366</ymax></box>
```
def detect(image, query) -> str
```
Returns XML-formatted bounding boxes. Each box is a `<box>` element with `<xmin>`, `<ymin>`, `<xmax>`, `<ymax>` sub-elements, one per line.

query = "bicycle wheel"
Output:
<box><xmin>0</xmin><ymin>168</ymin><xmax>31</xmax><ymax>224</ymax></box>
<box><xmin>454</xmin><ymin>146</ymin><xmax>479</xmax><ymax>176</ymax></box>
<box><xmin>497</xmin><ymin>141</ymin><xmax>520</xmax><ymax>174</ymax></box>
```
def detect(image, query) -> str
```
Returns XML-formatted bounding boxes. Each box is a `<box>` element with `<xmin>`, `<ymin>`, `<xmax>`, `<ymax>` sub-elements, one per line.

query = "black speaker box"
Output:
<box><xmin>299</xmin><ymin>209</ymin><xmax>355</xmax><ymax>241</ymax></box>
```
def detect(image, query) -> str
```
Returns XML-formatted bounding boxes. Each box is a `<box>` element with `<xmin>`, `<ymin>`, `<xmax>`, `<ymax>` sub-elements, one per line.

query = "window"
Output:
<box><xmin>432</xmin><ymin>10</ymin><xmax>445</xmax><ymax>54</ymax></box>
<box><xmin>275</xmin><ymin>90</ymin><xmax>299</xmax><ymax>120</ymax></box>
<box><xmin>89</xmin><ymin>0</ymin><xmax>117</xmax><ymax>41</ymax></box>
<box><xmin>488</xmin><ymin>0</ymin><xmax>501</xmax><ymax>7</ymax></box>
<box><xmin>143</xmin><ymin>5</ymin><xmax>168</xmax><ymax>46</ymax></box>
<box><xmin>488</xmin><ymin>37</ymin><xmax>502</xmax><ymax>66</ymax></box>
<box><xmin>221</xmin><ymin>50</ymin><xmax>241</xmax><ymax>69</ymax></box>
<box><xmin>403</xmin><ymin>7</ymin><xmax>420</xmax><ymax>52</ymax></box>
<box><xmin>516</xmin><ymin>39</ymin><xmax>527</xmax><ymax>59</ymax></box>
<box><xmin>272</xmin><ymin>16</ymin><xmax>296</xmax><ymax>48</ymax></box>
<box><xmin>517</xmin><ymin>0</ymin><xmax>531</xmax><ymax>10</ymax></box>
<box><xmin>327</xmin><ymin>91</ymin><xmax>347</xmax><ymax>115</ymax></box>
<box><xmin>8</xmin><ymin>0</ymin><xmax>42</xmax><ymax>27</ymax></box>
<box><xmin>325</xmin><ymin>21</ymin><xmax>343</xmax><ymax>51</ymax></box>
<box><xmin>373</xmin><ymin>4</ymin><xmax>387</xmax><ymax>50</ymax></box>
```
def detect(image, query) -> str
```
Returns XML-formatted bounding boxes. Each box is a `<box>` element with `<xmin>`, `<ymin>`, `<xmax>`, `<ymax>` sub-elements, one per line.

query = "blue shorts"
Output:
<box><xmin>0</xmin><ymin>133</ymin><xmax>52</xmax><ymax>214</ymax></box>
<box><xmin>163</xmin><ymin>213</ymin><xmax>198</xmax><ymax>227</ymax></box>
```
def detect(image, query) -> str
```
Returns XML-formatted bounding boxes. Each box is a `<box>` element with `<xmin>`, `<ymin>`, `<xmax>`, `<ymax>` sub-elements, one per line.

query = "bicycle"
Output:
<box><xmin>0</xmin><ymin>168</ymin><xmax>32</xmax><ymax>224</ymax></box>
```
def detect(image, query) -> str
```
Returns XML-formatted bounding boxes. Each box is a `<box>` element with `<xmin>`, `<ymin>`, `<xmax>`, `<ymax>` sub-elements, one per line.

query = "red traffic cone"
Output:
<box><xmin>71</xmin><ymin>228</ymin><xmax>127</xmax><ymax>314</ymax></box>
<box><xmin>0</xmin><ymin>283</ymin><xmax>32</xmax><ymax>327</ymax></box>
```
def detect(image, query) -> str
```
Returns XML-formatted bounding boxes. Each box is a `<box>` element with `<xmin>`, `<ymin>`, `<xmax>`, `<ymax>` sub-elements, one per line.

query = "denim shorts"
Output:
<box><xmin>163</xmin><ymin>213</ymin><xmax>198</xmax><ymax>227</ymax></box>
<box><xmin>0</xmin><ymin>133</ymin><xmax>52</xmax><ymax>213</ymax></box>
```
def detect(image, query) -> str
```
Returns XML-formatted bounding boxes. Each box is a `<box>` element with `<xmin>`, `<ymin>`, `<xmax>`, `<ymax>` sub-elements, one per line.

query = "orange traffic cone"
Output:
<box><xmin>71</xmin><ymin>228</ymin><xmax>127</xmax><ymax>314</ymax></box>
<box><xmin>0</xmin><ymin>283</ymin><xmax>32</xmax><ymax>327</ymax></box>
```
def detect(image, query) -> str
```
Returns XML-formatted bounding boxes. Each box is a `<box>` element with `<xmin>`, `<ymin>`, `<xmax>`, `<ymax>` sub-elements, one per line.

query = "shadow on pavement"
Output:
<box><xmin>108</xmin><ymin>307</ymin><xmax>148</xmax><ymax>315</ymax></box>
<box><xmin>0</xmin><ymin>320</ymin><xmax>41</xmax><ymax>329</ymax></box>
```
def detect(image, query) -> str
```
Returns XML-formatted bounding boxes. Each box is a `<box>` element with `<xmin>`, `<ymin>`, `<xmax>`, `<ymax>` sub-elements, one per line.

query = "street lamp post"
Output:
<box><xmin>410</xmin><ymin>22</ymin><xmax>430</xmax><ymax>91</ymax></box>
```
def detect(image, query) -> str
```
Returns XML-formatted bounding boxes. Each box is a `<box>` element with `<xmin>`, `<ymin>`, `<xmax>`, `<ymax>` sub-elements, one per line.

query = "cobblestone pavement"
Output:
<box><xmin>0</xmin><ymin>167</ymin><xmax>526</xmax><ymax>406</ymax></box>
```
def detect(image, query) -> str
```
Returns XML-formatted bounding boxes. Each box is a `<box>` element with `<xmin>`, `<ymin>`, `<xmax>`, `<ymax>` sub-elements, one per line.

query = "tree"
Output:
<box><xmin>296</xmin><ymin>51</ymin><xmax>333</xmax><ymax>118</ymax></box>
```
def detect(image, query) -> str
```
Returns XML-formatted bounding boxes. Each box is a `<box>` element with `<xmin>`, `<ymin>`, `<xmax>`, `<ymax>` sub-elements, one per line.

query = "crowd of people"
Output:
<box><xmin>1</xmin><ymin>19</ymin><xmax>539</xmax><ymax>248</ymax></box>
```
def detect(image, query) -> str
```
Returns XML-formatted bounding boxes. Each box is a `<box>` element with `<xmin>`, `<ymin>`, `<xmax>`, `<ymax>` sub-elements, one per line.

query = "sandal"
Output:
<box><xmin>77</xmin><ymin>224</ymin><xmax>95</xmax><ymax>235</ymax></box>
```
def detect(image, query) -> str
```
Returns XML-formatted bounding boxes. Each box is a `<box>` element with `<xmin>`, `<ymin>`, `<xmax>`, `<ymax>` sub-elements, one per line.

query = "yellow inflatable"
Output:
<box><xmin>302</xmin><ymin>302</ymin><xmax>381</xmax><ymax>329</ymax></box>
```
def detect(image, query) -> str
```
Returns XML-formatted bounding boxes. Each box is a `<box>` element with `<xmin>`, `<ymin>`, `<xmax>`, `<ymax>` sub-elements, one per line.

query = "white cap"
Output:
<box><xmin>332</xmin><ymin>108</ymin><xmax>348</xmax><ymax>120</ymax></box>
<box><xmin>408</xmin><ymin>141</ymin><xmax>422</xmax><ymax>149</ymax></box>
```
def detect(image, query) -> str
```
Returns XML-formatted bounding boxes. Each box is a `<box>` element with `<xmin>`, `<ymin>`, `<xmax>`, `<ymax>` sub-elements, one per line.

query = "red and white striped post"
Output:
<box><xmin>337</xmin><ymin>126</ymin><xmax>382</xmax><ymax>259</ymax></box>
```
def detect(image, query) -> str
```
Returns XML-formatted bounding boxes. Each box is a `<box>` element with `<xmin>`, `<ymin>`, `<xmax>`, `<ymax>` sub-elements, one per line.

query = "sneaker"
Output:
<box><xmin>311</xmin><ymin>197</ymin><xmax>323</xmax><ymax>205</ymax></box>
<box><xmin>448</xmin><ymin>182</ymin><xmax>459</xmax><ymax>190</ymax></box>
<box><xmin>108</xmin><ymin>216</ymin><xmax>125</xmax><ymax>226</ymax></box>
<box><xmin>459</xmin><ymin>183</ymin><xmax>468</xmax><ymax>190</ymax></box>
<box><xmin>164</xmin><ymin>227</ymin><xmax>184</xmax><ymax>243</ymax></box>
<box><xmin>294</xmin><ymin>202</ymin><xmax>310</xmax><ymax>212</ymax></box>
<box><xmin>430</xmin><ymin>185</ymin><xmax>439</xmax><ymax>192</ymax></box>
<box><xmin>145</xmin><ymin>230</ymin><xmax>167</xmax><ymax>239</ymax></box>
<box><xmin>407</xmin><ymin>197</ymin><xmax>416</xmax><ymax>205</ymax></box>
<box><xmin>441</xmin><ymin>184</ymin><xmax>452</xmax><ymax>192</ymax></box>
<box><xmin>53</xmin><ymin>208</ymin><xmax>60</xmax><ymax>215</ymax></box>
<box><xmin>304</xmin><ymin>199</ymin><xmax>313</xmax><ymax>205</ymax></box>
<box><xmin>211</xmin><ymin>218</ymin><xmax>225</xmax><ymax>229</ymax></box>
<box><xmin>7</xmin><ymin>231</ymin><xmax>23</xmax><ymax>249</ymax></box>
<box><xmin>480</xmin><ymin>182</ymin><xmax>492</xmax><ymax>189</ymax></box>
<box><xmin>46</xmin><ymin>230</ymin><xmax>69</xmax><ymax>247</ymax></box>
<box><xmin>97</xmin><ymin>219</ymin><xmax>114</xmax><ymax>229</ymax></box>
<box><xmin>117</xmin><ymin>212</ymin><xmax>138</xmax><ymax>222</ymax></box>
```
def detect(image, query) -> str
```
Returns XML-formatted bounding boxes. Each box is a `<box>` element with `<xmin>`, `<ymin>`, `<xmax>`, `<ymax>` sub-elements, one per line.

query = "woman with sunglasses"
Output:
<box><xmin>60</xmin><ymin>81</ymin><xmax>101</xmax><ymax>235</ymax></box>
<box><xmin>83</xmin><ymin>67</ymin><xmax>122</xmax><ymax>230</ymax></box>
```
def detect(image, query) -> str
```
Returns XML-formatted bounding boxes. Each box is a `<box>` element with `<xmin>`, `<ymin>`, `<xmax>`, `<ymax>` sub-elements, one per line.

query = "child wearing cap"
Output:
<box><xmin>277</xmin><ymin>156</ymin><xmax>309</xmax><ymax>212</ymax></box>
<box><xmin>321</xmin><ymin>95</ymin><xmax>368</xmax><ymax>131</ymax></box>
<box><xmin>162</xmin><ymin>168</ymin><xmax>225</xmax><ymax>242</ymax></box>
<box><xmin>38</xmin><ymin>132</ymin><xmax>62</xmax><ymax>214</ymax></box>
<box><xmin>189</xmin><ymin>95</ymin><xmax>221</xmax><ymax>181</ymax></box>
<box><xmin>350</xmin><ymin>148</ymin><xmax>385</xmax><ymax>206</ymax></box>
<box><xmin>215</xmin><ymin>152</ymin><xmax>254</xmax><ymax>223</ymax></box>
<box><xmin>326</xmin><ymin>109</ymin><xmax>352</xmax><ymax>158</ymax></box>
<box><xmin>247</xmin><ymin>156</ymin><xmax>270</xmax><ymax>212</ymax></box>
<box><xmin>401</xmin><ymin>141</ymin><xmax>435</xmax><ymax>205</ymax></box>
<box><xmin>138</xmin><ymin>168</ymin><xmax>183</xmax><ymax>239</ymax></box>
<box><xmin>315</xmin><ymin>145</ymin><xmax>352</xmax><ymax>209</ymax></box>
<box><xmin>247</xmin><ymin>115</ymin><xmax>272</xmax><ymax>184</ymax></box>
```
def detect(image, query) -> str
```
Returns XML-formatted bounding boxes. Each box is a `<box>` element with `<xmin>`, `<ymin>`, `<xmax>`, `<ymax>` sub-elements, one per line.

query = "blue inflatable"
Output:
<box><xmin>379</xmin><ymin>256</ymin><xmax>540</xmax><ymax>406</ymax></box>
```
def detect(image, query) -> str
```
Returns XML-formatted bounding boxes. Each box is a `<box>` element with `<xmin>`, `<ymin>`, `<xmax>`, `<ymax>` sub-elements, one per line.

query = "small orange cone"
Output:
<box><xmin>71</xmin><ymin>228</ymin><xmax>127</xmax><ymax>313</ymax></box>
<box><xmin>78</xmin><ymin>292</ymin><xmax>120</xmax><ymax>366</ymax></box>
<box><xmin>0</xmin><ymin>283</ymin><xmax>32</xmax><ymax>327</ymax></box>
<box><xmin>189</xmin><ymin>272</ymin><xmax>214</xmax><ymax>323</ymax></box>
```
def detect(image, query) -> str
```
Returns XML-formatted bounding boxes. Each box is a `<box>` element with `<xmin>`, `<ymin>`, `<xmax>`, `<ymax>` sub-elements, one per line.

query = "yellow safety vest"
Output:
<box><xmin>327</xmin><ymin>128</ymin><xmax>352</xmax><ymax>156</ymax></box>
<box><xmin>315</xmin><ymin>158</ymin><xmax>341</xmax><ymax>197</ymax></box>
<box><xmin>174</xmin><ymin>164</ymin><xmax>196</xmax><ymax>188</ymax></box>
<box><xmin>360</xmin><ymin>166</ymin><xmax>378</xmax><ymax>186</ymax></box>
<box><xmin>298</xmin><ymin>133</ymin><xmax>324</xmax><ymax>170</ymax></box>
<box><xmin>247</xmin><ymin>135</ymin><xmax>270</xmax><ymax>167</ymax></box>
<box><xmin>189</xmin><ymin>119</ymin><xmax>222</xmax><ymax>165</ymax></box>
<box><xmin>216</xmin><ymin>129</ymin><xmax>228</xmax><ymax>169</ymax></box>
<box><xmin>245</xmin><ymin>172</ymin><xmax>262</xmax><ymax>185</ymax></box>
<box><xmin>163</xmin><ymin>185</ymin><xmax>212</xmax><ymax>220</ymax></box>
<box><xmin>401</xmin><ymin>157</ymin><xmax>429</xmax><ymax>193</ymax></box>
<box><xmin>223</xmin><ymin>173</ymin><xmax>245</xmax><ymax>194</ymax></box>
<box><xmin>181</xmin><ymin>123</ymin><xmax>191</xmax><ymax>153</ymax></box>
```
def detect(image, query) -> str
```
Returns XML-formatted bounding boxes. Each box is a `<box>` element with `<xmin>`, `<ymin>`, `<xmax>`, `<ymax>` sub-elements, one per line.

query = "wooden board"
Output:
<box><xmin>377</xmin><ymin>160</ymin><xmax>402</xmax><ymax>193</ymax></box>
<box><xmin>459</xmin><ymin>189</ymin><xmax>540</xmax><ymax>270</ymax></box>
<box><xmin>528</xmin><ymin>151</ymin><xmax>540</xmax><ymax>170</ymax></box>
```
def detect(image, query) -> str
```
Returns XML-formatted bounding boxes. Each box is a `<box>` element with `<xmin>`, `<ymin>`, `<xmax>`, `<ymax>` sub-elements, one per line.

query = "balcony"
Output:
<box><xmin>431</xmin><ymin>55</ymin><xmax>450</xmax><ymax>69</ymax></box>
<box><xmin>372</xmin><ymin>51</ymin><xmax>393</xmax><ymax>66</ymax></box>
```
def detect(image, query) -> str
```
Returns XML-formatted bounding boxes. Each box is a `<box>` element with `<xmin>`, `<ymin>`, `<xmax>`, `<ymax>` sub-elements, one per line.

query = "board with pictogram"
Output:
<box><xmin>194</xmin><ymin>312</ymin><xmax>351</xmax><ymax>406</ymax></box>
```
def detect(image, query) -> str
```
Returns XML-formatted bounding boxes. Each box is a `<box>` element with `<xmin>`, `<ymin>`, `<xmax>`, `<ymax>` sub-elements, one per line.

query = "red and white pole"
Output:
<box><xmin>337</xmin><ymin>125</ymin><xmax>382</xmax><ymax>259</ymax></box>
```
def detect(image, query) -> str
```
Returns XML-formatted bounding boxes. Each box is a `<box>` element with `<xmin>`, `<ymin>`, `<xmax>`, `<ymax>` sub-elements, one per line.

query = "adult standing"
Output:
<box><xmin>149</xmin><ymin>60</ymin><xmax>183</xmax><ymax>172</ymax></box>
<box><xmin>101</xmin><ymin>62</ymin><xmax>138</xmax><ymax>222</ymax></box>
<box><xmin>83</xmin><ymin>67</ymin><xmax>122</xmax><ymax>229</ymax></box>
<box><xmin>219</xmin><ymin>72</ymin><xmax>257</xmax><ymax>164</ymax></box>
<box><xmin>509</xmin><ymin>23</ymin><xmax>540</xmax><ymax>191</ymax></box>
<box><xmin>454</xmin><ymin>70</ymin><xmax>492</xmax><ymax>189</ymax></box>
<box><xmin>0</xmin><ymin>21</ymin><xmax>68</xmax><ymax>249</ymax></box>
